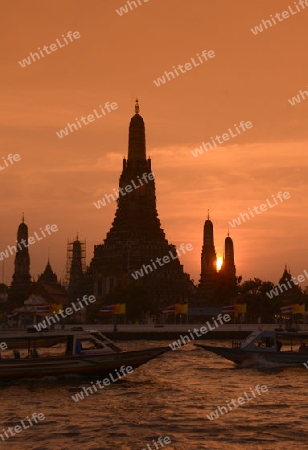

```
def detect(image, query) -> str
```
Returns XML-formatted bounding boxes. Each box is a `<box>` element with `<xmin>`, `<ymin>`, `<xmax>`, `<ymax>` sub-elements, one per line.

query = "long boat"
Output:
<box><xmin>0</xmin><ymin>327</ymin><xmax>171</xmax><ymax>379</ymax></box>
<box><xmin>195</xmin><ymin>329</ymin><xmax>308</xmax><ymax>366</ymax></box>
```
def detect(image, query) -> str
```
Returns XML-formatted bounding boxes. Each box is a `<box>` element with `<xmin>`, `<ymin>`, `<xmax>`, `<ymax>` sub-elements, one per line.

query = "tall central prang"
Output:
<box><xmin>90</xmin><ymin>100</ymin><xmax>193</xmax><ymax>305</ymax></box>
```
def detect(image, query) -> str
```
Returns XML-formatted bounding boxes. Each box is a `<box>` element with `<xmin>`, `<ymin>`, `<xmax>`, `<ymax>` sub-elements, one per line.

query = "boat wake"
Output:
<box><xmin>238</xmin><ymin>355</ymin><xmax>304</xmax><ymax>372</ymax></box>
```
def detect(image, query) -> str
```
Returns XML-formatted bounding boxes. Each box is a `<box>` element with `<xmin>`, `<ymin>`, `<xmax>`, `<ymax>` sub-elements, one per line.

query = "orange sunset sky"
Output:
<box><xmin>1</xmin><ymin>0</ymin><xmax>308</xmax><ymax>287</ymax></box>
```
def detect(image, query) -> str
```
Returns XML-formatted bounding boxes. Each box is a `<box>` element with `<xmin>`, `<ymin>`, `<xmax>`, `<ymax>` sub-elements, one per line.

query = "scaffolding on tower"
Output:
<box><xmin>63</xmin><ymin>235</ymin><xmax>86</xmax><ymax>290</ymax></box>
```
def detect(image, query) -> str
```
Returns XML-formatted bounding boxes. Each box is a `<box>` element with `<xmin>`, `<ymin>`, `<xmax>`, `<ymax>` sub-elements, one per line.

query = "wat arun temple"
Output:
<box><xmin>8</xmin><ymin>101</ymin><xmax>237</xmax><ymax>310</ymax></box>
<box><xmin>89</xmin><ymin>100</ymin><xmax>194</xmax><ymax>306</ymax></box>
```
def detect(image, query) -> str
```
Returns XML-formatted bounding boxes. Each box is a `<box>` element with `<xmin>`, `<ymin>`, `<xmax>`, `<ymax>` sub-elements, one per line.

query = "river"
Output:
<box><xmin>0</xmin><ymin>340</ymin><xmax>307</xmax><ymax>450</ymax></box>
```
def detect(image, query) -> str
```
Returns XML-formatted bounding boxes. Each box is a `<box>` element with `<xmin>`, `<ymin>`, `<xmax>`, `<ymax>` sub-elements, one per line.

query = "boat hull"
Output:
<box><xmin>195</xmin><ymin>344</ymin><xmax>308</xmax><ymax>365</ymax></box>
<box><xmin>0</xmin><ymin>346</ymin><xmax>171</xmax><ymax>379</ymax></box>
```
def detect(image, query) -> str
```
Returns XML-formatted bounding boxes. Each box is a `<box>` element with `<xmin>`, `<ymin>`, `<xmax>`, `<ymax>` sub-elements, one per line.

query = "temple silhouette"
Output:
<box><xmin>7</xmin><ymin>101</ymin><xmax>240</xmax><ymax>313</ymax></box>
<box><xmin>197</xmin><ymin>214</ymin><xmax>237</xmax><ymax>306</ymax></box>
<box><xmin>10</xmin><ymin>216</ymin><xmax>31</xmax><ymax>297</ymax></box>
<box><xmin>89</xmin><ymin>100</ymin><xmax>194</xmax><ymax>306</ymax></box>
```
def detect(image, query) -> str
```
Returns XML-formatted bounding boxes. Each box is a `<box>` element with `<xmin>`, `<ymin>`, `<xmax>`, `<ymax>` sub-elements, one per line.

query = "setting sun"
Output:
<box><xmin>216</xmin><ymin>256</ymin><xmax>223</xmax><ymax>271</ymax></box>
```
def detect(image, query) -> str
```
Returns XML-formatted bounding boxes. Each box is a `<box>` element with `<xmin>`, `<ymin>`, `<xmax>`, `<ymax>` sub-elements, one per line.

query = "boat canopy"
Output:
<box><xmin>0</xmin><ymin>327</ymin><xmax>122</xmax><ymax>357</ymax></box>
<box><xmin>241</xmin><ymin>330</ymin><xmax>308</xmax><ymax>352</ymax></box>
<box><xmin>240</xmin><ymin>331</ymin><xmax>277</xmax><ymax>352</ymax></box>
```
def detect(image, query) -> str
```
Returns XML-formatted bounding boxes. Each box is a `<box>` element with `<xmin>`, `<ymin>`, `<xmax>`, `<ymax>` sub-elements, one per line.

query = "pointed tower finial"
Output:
<box><xmin>128</xmin><ymin>98</ymin><xmax>146</xmax><ymax>161</ymax></box>
<box><xmin>227</xmin><ymin>228</ymin><xmax>229</xmax><ymax>237</ymax></box>
<box><xmin>22</xmin><ymin>212</ymin><xmax>24</xmax><ymax>223</ymax></box>
<box><xmin>207</xmin><ymin>209</ymin><xmax>210</xmax><ymax>220</ymax></box>
<box><xmin>135</xmin><ymin>98</ymin><xmax>139</xmax><ymax>114</ymax></box>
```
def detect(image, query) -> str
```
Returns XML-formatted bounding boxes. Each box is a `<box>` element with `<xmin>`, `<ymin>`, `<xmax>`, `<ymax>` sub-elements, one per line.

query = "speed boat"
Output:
<box><xmin>0</xmin><ymin>327</ymin><xmax>171</xmax><ymax>379</ymax></box>
<box><xmin>195</xmin><ymin>329</ymin><xmax>308</xmax><ymax>365</ymax></box>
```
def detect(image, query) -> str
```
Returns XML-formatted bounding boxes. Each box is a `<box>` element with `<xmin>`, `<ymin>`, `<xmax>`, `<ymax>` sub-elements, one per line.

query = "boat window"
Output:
<box><xmin>13</xmin><ymin>350</ymin><xmax>21</xmax><ymax>359</ymax></box>
<box><xmin>241</xmin><ymin>332</ymin><xmax>260</xmax><ymax>348</ymax></box>
<box><xmin>80</xmin><ymin>339</ymin><xmax>102</xmax><ymax>349</ymax></box>
<box><xmin>299</xmin><ymin>342</ymin><xmax>308</xmax><ymax>353</ymax></box>
<box><xmin>66</xmin><ymin>336</ymin><xmax>74</xmax><ymax>356</ymax></box>
<box><xmin>253</xmin><ymin>337</ymin><xmax>275</xmax><ymax>348</ymax></box>
<box><xmin>30</xmin><ymin>349</ymin><xmax>39</xmax><ymax>358</ymax></box>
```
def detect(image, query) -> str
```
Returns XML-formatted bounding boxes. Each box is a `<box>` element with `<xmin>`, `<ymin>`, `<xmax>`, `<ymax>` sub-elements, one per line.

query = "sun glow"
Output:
<box><xmin>216</xmin><ymin>256</ymin><xmax>223</xmax><ymax>271</ymax></box>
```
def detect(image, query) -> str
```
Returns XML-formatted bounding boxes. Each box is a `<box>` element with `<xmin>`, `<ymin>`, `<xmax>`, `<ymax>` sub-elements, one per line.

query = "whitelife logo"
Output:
<box><xmin>288</xmin><ymin>86</ymin><xmax>308</xmax><ymax>106</ymax></box>
<box><xmin>153</xmin><ymin>50</ymin><xmax>215</xmax><ymax>87</ymax></box>
<box><xmin>0</xmin><ymin>154</ymin><xmax>21</xmax><ymax>171</ymax></box>
<box><xmin>0</xmin><ymin>224</ymin><xmax>58</xmax><ymax>261</ymax></box>
<box><xmin>141</xmin><ymin>436</ymin><xmax>172</xmax><ymax>450</ymax></box>
<box><xmin>131</xmin><ymin>243</ymin><xmax>193</xmax><ymax>280</ymax></box>
<box><xmin>93</xmin><ymin>172</ymin><xmax>155</xmax><ymax>209</ymax></box>
<box><xmin>266</xmin><ymin>269</ymin><xmax>308</xmax><ymax>299</ymax></box>
<box><xmin>228</xmin><ymin>192</ymin><xmax>290</xmax><ymax>229</ymax></box>
<box><xmin>169</xmin><ymin>314</ymin><xmax>231</xmax><ymax>350</ymax></box>
<box><xmin>116</xmin><ymin>0</ymin><xmax>149</xmax><ymax>16</ymax></box>
<box><xmin>207</xmin><ymin>385</ymin><xmax>268</xmax><ymax>420</ymax></box>
<box><xmin>191</xmin><ymin>121</ymin><xmax>253</xmax><ymax>157</ymax></box>
<box><xmin>250</xmin><ymin>1</ymin><xmax>308</xmax><ymax>35</ymax></box>
<box><xmin>34</xmin><ymin>295</ymin><xmax>96</xmax><ymax>331</ymax></box>
<box><xmin>56</xmin><ymin>102</ymin><xmax>118</xmax><ymax>139</ymax></box>
<box><xmin>71</xmin><ymin>366</ymin><xmax>133</xmax><ymax>402</ymax></box>
<box><xmin>18</xmin><ymin>31</ymin><xmax>81</xmax><ymax>68</ymax></box>
<box><xmin>0</xmin><ymin>412</ymin><xmax>45</xmax><ymax>441</ymax></box>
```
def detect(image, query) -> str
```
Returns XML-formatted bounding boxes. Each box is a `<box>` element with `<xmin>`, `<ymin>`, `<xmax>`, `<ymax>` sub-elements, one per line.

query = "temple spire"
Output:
<box><xmin>89</xmin><ymin>102</ymin><xmax>193</xmax><ymax>306</ymax></box>
<box><xmin>199</xmin><ymin>213</ymin><xmax>217</xmax><ymax>302</ymax></box>
<box><xmin>203</xmin><ymin>216</ymin><xmax>215</xmax><ymax>248</ymax></box>
<box><xmin>135</xmin><ymin>98</ymin><xmax>140</xmax><ymax>114</ymax></box>
<box><xmin>10</xmin><ymin>216</ymin><xmax>31</xmax><ymax>296</ymax></box>
<box><xmin>128</xmin><ymin>99</ymin><xmax>146</xmax><ymax>162</ymax></box>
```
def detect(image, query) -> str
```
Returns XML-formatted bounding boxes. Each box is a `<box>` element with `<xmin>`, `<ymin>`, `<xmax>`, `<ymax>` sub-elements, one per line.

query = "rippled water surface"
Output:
<box><xmin>1</xmin><ymin>340</ymin><xmax>308</xmax><ymax>450</ymax></box>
